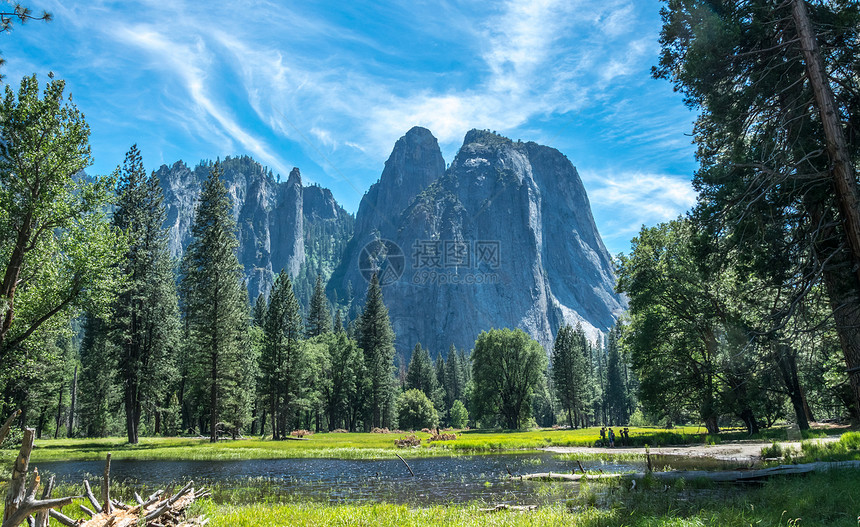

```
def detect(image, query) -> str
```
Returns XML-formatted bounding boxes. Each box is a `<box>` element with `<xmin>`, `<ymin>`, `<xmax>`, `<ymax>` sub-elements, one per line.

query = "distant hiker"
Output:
<box><xmin>622</xmin><ymin>427</ymin><xmax>630</xmax><ymax>445</ymax></box>
<box><xmin>608</xmin><ymin>428</ymin><xmax>615</xmax><ymax>448</ymax></box>
<box><xmin>600</xmin><ymin>427</ymin><xmax>606</xmax><ymax>446</ymax></box>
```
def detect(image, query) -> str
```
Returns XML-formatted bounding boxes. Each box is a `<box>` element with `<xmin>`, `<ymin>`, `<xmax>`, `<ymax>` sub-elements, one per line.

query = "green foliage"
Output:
<box><xmin>449</xmin><ymin>399</ymin><xmax>468</xmax><ymax>429</ymax></box>
<box><xmin>111</xmin><ymin>145</ymin><xmax>180</xmax><ymax>443</ymax></box>
<box><xmin>551</xmin><ymin>324</ymin><xmax>591</xmax><ymax>428</ymax></box>
<box><xmin>259</xmin><ymin>270</ymin><xmax>304</xmax><ymax>438</ymax></box>
<box><xmin>356</xmin><ymin>274</ymin><xmax>396</xmax><ymax>429</ymax></box>
<box><xmin>472</xmin><ymin>328</ymin><xmax>547</xmax><ymax>429</ymax></box>
<box><xmin>305</xmin><ymin>273</ymin><xmax>332</xmax><ymax>337</ymax></box>
<box><xmin>405</xmin><ymin>343</ymin><xmax>442</xmax><ymax>410</ymax></box>
<box><xmin>0</xmin><ymin>74</ymin><xmax>124</xmax><ymax>380</ymax></box>
<box><xmin>180</xmin><ymin>161</ymin><xmax>253</xmax><ymax>441</ymax></box>
<box><xmin>396</xmin><ymin>388</ymin><xmax>439</xmax><ymax>430</ymax></box>
<box><xmin>654</xmin><ymin>0</ymin><xmax>860</xmax><ymax>420</ymax></box>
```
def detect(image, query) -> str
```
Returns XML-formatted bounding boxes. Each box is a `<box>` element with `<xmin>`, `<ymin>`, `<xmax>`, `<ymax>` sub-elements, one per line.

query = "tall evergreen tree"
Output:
<box><xmin>111</xmin><ymin>145</ymin><xmax>180</xmax><ymax>444</ymax></box>
<box><xmin>356</xmin><ymin>274</ymin><xmax>396</xmax><ymax>429</ymax></box>
<box><xmin>444</xmin><ymin>344</ymin><xmax>466</xmax><ymax>410</ymax></box>
<box><xmin>180</xmin><ymin>161</ymin><xmax>250</xmax><ymax>442</ymax></box>
<box><xmin>551</xmin><ymin>324</ymin><xmax>590</xmax><ymax>428</ymax></box>
<box><xmin>260</xmin><ymin>269</ymin><xmax>304</xmax><ymax>438</ymax></box>
<box><xmin>252</xmin><ymin>293</ymin><xmax>267</xmax><ymax>328</ymax></box>
<box><xmin>78</xmin><ymin>314</ymin><xmax>119</xmax><ymax>437</ymax></box>
<box><xmin>605</xmin><ymin>334</ymin><xmax>627</xmax><ymax>425</ymax></box>
<box><xmin>306</xmin><ymin>273</ymin><xmax>332</xmax><ymax>337</ymax></box>
<box><xmin>406</xmin><ymin>343</ymin><xmax>435</xmax><ymax>396</ymax></box>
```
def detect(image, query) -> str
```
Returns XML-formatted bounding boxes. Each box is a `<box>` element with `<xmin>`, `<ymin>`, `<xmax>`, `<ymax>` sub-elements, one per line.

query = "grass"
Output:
<box><xmin>0</xmin><ymin>426</ymin><xmax>712</xmax><ymax>463</ymax></box>
<box><xmin>0</xmin><ymin>425</ymin><xmax>844</xmax><ymax>464</ymax></box>
<box><xmin>182</xmin><ymin>469</ymin><xmax>860</xmax><ymax>526</ymax></box>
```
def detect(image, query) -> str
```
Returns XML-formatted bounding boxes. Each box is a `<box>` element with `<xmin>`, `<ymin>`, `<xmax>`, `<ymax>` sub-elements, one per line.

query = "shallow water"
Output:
<box><xmin>34</xmin><ymin>453</ymin><xmax>746</xmax><ymax>505</ymax></box>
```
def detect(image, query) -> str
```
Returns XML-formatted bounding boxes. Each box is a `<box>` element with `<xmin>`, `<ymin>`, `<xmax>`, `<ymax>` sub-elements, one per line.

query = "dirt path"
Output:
<box><xmin>543</xmin><ymin>436</ymin><xmax>841</xmax><ymax>462</ymax></box>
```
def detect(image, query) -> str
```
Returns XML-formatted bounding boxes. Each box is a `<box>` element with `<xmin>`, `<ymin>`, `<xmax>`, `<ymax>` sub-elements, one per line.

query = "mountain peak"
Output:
<box><xmin>287</xmin><ymin>167</ymin><xmax>302</xmax><ymax>186</ymax></box>
<box><xmin>463</xmin><ymin>129</ymin><xmax>514</xmax><ymax>147</ymax></box>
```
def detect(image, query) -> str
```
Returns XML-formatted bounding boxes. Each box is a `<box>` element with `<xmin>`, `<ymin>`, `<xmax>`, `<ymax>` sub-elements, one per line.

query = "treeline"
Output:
<box><xmin>0</xmin><ymin>73</ymin><xmax>638</xmax><ymax>443</ymax></box>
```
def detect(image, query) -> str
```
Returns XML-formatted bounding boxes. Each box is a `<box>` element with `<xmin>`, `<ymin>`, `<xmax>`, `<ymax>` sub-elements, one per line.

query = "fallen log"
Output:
<box><xmin>478</xmin><ymin>504</ymin><xmax>538</xmax><ymax>513</ymax></box>
<box><xmin>518</xmin><ymin>460</ymin><xmax>860</xmax><ymax>485</ymax></box>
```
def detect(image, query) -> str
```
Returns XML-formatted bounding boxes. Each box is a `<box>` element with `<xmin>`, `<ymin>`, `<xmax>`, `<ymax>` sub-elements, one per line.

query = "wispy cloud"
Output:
<box><xmin>3</xmin><ymin>0</ymin><xmax>697</xmax><ymax>253</ymax></box>
<box><xmin>583</xmin><ymin>170</ymin><xmax>697</xmax><ymax>249</ymax></box>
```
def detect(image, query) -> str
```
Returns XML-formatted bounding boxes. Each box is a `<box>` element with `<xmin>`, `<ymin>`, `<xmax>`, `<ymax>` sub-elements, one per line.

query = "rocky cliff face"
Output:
<box><xmin>331</xmin><ymin>128</ymin><xmax>625</xmax><ymax>355</ymax></box>
<box><xmin>156</xmin><ymin>156</ymin><xmax>351</xmax><ymax>303</ymax></box>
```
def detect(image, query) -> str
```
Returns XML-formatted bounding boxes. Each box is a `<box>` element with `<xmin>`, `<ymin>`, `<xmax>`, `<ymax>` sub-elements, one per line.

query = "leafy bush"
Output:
<box><xmin>449</xmin><ymin>400</ymin><xmax>469</xmax><ymax>429</ymax></box>
<box><xmin>397</xmin><ymin>389</ymin><xmax>439</xmax><ymax>431</ymax></box>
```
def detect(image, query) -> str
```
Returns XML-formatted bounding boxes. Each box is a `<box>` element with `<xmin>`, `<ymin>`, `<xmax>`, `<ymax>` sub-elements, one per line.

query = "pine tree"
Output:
<box><xmin>356</xmin><ymin>274</ymin><xmax>396</xmax><ymax>429</ymax></box>
<box><xmin>334</xmin><ymin>310</ymin><xmax>344</xmax><ymax>334</ymax></box>
<box><xmin>111</xmin><ymin>145</ymin><xmax>180</xmax><ymax>444</ymax></box>
<box><xmin>260</xmin><ymin>269</ymin><xmax>304</xmax><ymax>438</ymax></box>
<box><xmin>406</xmin><ymin>343</ymin><xmax>435</xmax><ymax>395</ymax></box>
<box><xmin>605</xmin><ymin>322</ymin><xmax>632</xmax><ymax>425</ymax></box>
<box><xmin>252</xmin><ymin>293</ymin><xmax>267</xmax><ymax>328</ymax></box>
<box><xmin>78</xmin><ymin>314</ymin><xmax>119</xmax><ymax>437</ymax></box>
<box><xmin>306</xmin><ymin>273</ymin><xmax>332</xmax><ymax>337</ymax></box>
<box><xmin>180</xmin><ymin>161</ymin><xmax>250</xmax><ymax>442</ymax></box>
<box><xmin>444</xmin><ymin>345</ymin><xmax>466</xmax><ymax>410</ymax></box>
<box><xmin>551</xmin><ymin>324</ymin><xmax>590</xmax><ymax>428</ymax></box>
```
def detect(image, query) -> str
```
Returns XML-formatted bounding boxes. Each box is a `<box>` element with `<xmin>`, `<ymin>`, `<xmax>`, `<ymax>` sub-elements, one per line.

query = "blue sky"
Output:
<box><xmin>1</xmin><ymin>0</ymin><xmax>699</xmax><ymax>255</ymax></box>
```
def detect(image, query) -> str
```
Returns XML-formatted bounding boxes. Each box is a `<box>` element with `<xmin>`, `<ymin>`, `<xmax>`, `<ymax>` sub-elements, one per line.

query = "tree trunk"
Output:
<box><xmin>67</xmin><ymin>365</ymin><xmax>77</xmax><ymax>438</ymax></box>
<box><xmin>739</xmin><ymin>408</ymin><xmax>760</xmax><ymax>436</ymax></box>
<box><xmin>53</xmin><ymin>383</ymin><xmax>64</xmax><ymax>439</ymax></box>
<box><xmin>704</xmin><ymin>415</ymin><xmax>719</xmax><ymax>435</ymax></box>
<box><xmin>793</xmin><ymin>0</ymin><xmax>860</xmax><ymax>415</ymax></box>
<box><xmin>776</xmin><ymin>345</ymin><xmax>810</xmax><ymax>430</ymax></box>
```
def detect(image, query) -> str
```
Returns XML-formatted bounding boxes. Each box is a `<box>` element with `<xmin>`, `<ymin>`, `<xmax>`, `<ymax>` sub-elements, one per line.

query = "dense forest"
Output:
<box><xmin>1</xmin><ymin>0</ymin><xmax>859</xmax><ymax>443</ymax></box>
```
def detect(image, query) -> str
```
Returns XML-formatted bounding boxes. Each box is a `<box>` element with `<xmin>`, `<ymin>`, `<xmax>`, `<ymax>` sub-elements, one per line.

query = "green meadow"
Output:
<box><xmin>1</xmin><ymin>426</ymin><xmax>716</xmax><ymax>462</ymax></box>
<box><xmin>183</xmin><ymin>469</ymin><xmax>860</xmax><ymax>527</ymax></box>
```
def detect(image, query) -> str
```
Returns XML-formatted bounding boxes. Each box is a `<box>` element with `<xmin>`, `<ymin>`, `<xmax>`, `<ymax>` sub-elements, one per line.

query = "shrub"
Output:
<box><xmin>371</xmin><ymin>427</ymin><xmax>390</xmax><ymax>434</ymax></box>
<box><xmin>290</xmin><ymin>430</ymin><xmax>313</xmax><ymax>438</ymax></box>
<box><xmin>449</xmin><ymin>400</ymin><xmax>469</xmax><ymax>429</ymax></box>
<box><xmin>397</xmin><ymin>389</ymin><xmax>439</xmax><ymax>431</ymax></box>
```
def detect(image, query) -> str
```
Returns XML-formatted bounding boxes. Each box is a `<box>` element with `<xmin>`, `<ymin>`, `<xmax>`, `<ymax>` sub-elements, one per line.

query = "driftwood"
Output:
<box><xmin>478</xmin><ymin>504</ymin><xmax>538</xmax><ymax>513</ymax></box>
<box><xmin>517</xmin><ymin>460</ymin><xmax>860</xmax><ymax>485</ymax></box>
<box><xmin>2</xmin><ymin>428</ymin><xmax>80</xmax><ymax>527</ymax></box>
<box><xmin>0</xmin><ymin>413</ymin><xmax>207</xmax><ymax>527</ymax></box>
<box><xmin>394</xmin><ymin>453</ymin><xmax>415</xmax><ymax>477</ymax></box>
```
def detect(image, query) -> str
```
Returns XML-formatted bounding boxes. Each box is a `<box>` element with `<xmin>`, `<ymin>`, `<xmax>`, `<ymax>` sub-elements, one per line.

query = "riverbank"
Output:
<box><xmin>544</xmin><ymin>435</ymin><xmax>841</xmax><ymax>462</ymax></box>
<box><xmin>184</xmin><ymin>468</ymin><xmax>860</xmax><ymax>526</ymax></box>
<box><xmin>3</xmin><ymin>425</ymin><xmax>839</xmax><ymax>462</ymax></box>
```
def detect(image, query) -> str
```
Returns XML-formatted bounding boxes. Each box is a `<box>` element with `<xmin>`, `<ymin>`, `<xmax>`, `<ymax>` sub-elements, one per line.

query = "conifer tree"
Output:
<box><xmin>306</xmin><ymin>273</ymin><xmax>332</xmax><ymax>337</ymax></box>
<box><xmin>444</xmin><ymin>345</ymin><xmax>466</xmax><ymax>410</ymax></box>
<box><xmin>180</xmin><ymin>161</ymin><xmax>250</xmax><ymax>442</ymax></box>
<box><xmin>78</xmin><ymin>314</ymin><xmax>118</xmax><ymax>437</ymax></box>
<box><xmin>406</xmin><ymin>343</ymin><xmax>435</xmax><ymax>396</ymax></box>
<box><xmin>260</xmin><ymin>269</ymin><xmax>304</xmax><ymax>438</ymax></box>
<box><xmin>252</xmin><ymin>293</ymin><xmax>267</xmax><ymax>328</ymax></box>
<box><xmin>551</xmin><ymin>324</ymin><xmax>590</xmax><ymax>428</ymax></box>
<box><xmin>111</xmin><ymin>145</ymin><xmax>180</xmax><ymax>444</ymax></box>
<box><xmin>605</xmin><ymin>323</ymin><xmax>633</xmax><ymax>425</ymax></box>
<box><xmin>334</xmin><ymin>310</ymin><xmax>344</xmax><ymax>334</ymax></box>
<box><xmin>356</xmin><ymin>274</ymin><xmax>396</xmax><ymax>429</ymax></box>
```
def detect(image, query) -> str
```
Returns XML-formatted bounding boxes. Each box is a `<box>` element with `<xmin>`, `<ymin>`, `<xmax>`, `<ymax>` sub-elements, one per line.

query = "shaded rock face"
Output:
<box><xmin>156</xmin><ymin>157</ymin><xmax>349</xmax><ymax>302</ymax></box>
<box><xmin>332</xmin><ymin>129</ymin><xmax>626</xmax><ymax>356</ymax></box>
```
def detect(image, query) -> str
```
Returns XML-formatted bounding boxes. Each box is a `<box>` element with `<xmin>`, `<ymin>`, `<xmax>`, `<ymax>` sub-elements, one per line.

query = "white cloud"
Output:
<box><xmin>583</xmin><ymin>170</ymin><xmax>697</xmax><ymax>246</ymax></box>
